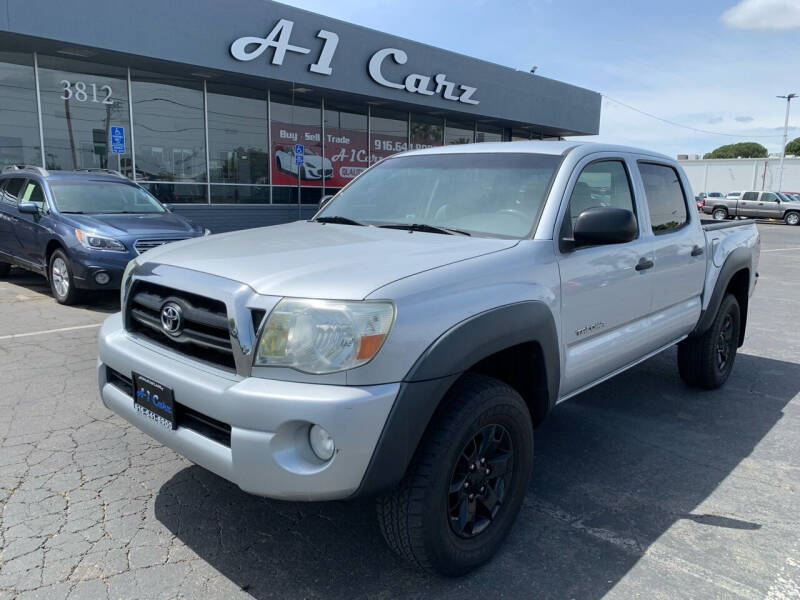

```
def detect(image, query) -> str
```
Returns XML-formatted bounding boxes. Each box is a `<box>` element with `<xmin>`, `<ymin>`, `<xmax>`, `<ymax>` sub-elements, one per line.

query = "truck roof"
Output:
<box><xmin>0</xmin><ymin>166</ymin><xmax>130</xmax><ymax>182</ymax></box>
<box><xmin>401</xmin><ymin>140</ymin><xmax>674</xmax><ymax>162</ymax></box>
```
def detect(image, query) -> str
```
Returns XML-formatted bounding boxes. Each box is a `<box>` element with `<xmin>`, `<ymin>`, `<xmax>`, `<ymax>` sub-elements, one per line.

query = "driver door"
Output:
<box><xmin>557</xmin><ymin>156</ymin><xmax>654</xmax><ymax>397</ymax></box>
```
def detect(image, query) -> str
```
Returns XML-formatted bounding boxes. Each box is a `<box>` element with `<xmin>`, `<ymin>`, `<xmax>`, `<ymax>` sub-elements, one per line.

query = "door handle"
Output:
<box><xmin>691</xmin><ymin>245</ymin><xmax>704</xmax><ymax>257</ymax></box>
<box><xmin>635</xmin><ymin>258</ymin><xmax>654</xmax><ymax>271</ymax></box>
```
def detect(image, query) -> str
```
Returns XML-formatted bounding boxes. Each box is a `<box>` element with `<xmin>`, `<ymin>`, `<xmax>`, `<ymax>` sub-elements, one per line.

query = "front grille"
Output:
<box><xmin>134</xmin><ymin>238</ymin><xmax>188</xmax><ymax>254</ymax></box>
<box><xmin>125</xmin><ymin>281</ymin><xmax>236</xmax><ymax>371</ymax></box>
<box><xmin>105</xmin><ymin>367</ymin><xmax>232</xmax><ymax>447</ymax></box>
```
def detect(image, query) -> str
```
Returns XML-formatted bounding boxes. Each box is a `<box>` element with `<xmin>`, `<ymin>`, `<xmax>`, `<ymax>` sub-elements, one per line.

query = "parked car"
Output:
<box><xmin>97</xmin><ymin>141</ymin><xmax>760</xmax><ymax>576</ymax></box>
<box><xmin>702</xmin><ymin>189</ymin><xmax>800</xmax><ymax>225</ymax></box>
<box><xmin>275</xmin><ymin>146</ymin><xmax>333</xmax><ymax>180</ymax></box>
<box><xmin>0</xmin><ymin>166</ymin><xmax>208</xmax><ymax>304</ymax></box>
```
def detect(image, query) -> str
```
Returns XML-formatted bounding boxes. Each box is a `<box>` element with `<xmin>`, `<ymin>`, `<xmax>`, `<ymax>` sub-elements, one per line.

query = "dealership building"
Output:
<box><xmin>0</xmin><ymin>0</ymin><xmax>600</xmax><ymax>231</ymax></box>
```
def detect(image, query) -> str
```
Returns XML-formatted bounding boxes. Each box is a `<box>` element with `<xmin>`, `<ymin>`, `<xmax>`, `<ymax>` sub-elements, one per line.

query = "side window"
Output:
<box><xmin>20</xmin><ymin>181</ymin><xmax>49</xmax><ymax>213</ymax></box>
<box><xmin>761</xmin><ymin>193</ymin><xmax>778</xmax><ymax>202</ymax></box>
<box><xmin>3</xmin><ymin>178</ymin><xmax>26</xmax><ymax>204</ymax></box>
<box><xmin>638</xmin><ymin>163</ymin><xmax>688</xmax><ymax>234</ymax></box>
<box><xmin>561</xmin><ymin>160</ymin><xmax>636</xmax><ymax>239</ymax></box>
<box><xmin>742</xmin><ymin>192</ymin><xmax>758</xmax><ymax>201</ymax></box>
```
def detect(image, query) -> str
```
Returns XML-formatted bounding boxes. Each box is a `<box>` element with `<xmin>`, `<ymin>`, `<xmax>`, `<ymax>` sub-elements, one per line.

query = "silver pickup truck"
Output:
<box><xmin>703</xmin><ymin>190</ymin><xmax>800</xmax><ymax>225</ymax></box>
<box><xmin>97</xmin><ymin>141</ymin><xmax>760</xmax><ymax>575</ymax></box>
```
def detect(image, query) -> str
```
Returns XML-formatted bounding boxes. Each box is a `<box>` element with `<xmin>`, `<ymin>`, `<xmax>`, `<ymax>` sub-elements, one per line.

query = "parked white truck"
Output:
<box><xmin>98</xmin><ymin>141</ymin><xmax>760</xmax><ymax>575</ymax></box>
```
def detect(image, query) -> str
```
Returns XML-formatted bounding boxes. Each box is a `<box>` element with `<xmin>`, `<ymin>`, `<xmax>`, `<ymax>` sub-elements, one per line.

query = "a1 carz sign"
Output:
<box><xmin>271</xmin><ymin>121</ymin><xmax>436</xmax><ymax>187</ymax></box>
<box><xmin>231</xmin><ymin>18</ymin><xmax>480</xmax><ymax>106</ymax></box>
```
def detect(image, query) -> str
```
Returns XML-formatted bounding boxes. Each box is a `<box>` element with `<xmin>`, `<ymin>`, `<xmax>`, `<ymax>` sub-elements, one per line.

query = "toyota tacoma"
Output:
<box><xmin>97</xmin><ymin>141</ymin><xmax>760</xmax><ymax>575</ymax></box>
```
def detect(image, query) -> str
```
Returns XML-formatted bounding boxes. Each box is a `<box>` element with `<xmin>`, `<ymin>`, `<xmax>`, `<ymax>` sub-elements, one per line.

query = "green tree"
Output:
<box><xmin>703</xmin><ymin>142</ymin><xmax>769</xmax><ymax>159</ymax></box>
<box><xmin>786</xmin><ymin>137</ymin><xmax>800</xmax><ymax>156</ymax></box>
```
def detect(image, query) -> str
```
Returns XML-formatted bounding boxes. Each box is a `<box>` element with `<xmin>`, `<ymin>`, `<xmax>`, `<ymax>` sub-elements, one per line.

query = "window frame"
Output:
<box><xmin>636</xmin><ymin>160</ymin><xmax>691</xmax><ymax>236</ymax></box>
<box><xmin>557</xmin><ymin>156</ymin><xmax>639</xmax><ymax>253</ymax></box>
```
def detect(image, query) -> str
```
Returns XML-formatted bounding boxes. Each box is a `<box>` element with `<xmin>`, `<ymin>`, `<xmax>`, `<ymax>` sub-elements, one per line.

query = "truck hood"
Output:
<box><xmin>61</xmin><ymin>212</ymin><xmax>198</xmax><ymax>236</ymax></box>
<box><xmin>139</xmin><ymin>220</ymin><xmax>518</xmax><ymax>299</ymax></box>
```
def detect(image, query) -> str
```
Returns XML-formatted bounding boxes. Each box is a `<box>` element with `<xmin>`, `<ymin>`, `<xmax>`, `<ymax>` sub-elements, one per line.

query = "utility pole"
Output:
<box><xmin>777</xmin><ymin>93</ymin><xmax>797</xmax><ymax>191</ymax></box>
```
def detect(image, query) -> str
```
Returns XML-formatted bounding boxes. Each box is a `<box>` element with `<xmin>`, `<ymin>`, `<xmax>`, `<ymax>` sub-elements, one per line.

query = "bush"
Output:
<box><xmin>703</xmin><ymin>142</ymin><xmax>768</xmax><ymax>159</ymax></box>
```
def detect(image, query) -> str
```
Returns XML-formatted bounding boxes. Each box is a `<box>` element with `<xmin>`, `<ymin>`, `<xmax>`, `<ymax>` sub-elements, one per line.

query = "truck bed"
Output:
<box><xmin>700</xmin><ymin>218</ymin><xmax>756</xmax><ymax>231</ymax></box>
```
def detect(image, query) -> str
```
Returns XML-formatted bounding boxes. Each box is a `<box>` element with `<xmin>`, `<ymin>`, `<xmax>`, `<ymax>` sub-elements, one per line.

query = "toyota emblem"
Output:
<box><xmin>160</xmin><ymin>302</ymin><xmax>184</xmax><ymax>336</ymax></box>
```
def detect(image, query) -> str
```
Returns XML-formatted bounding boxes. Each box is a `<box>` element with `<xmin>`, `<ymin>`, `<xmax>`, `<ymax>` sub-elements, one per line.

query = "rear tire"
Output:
<box><xmin>0</xmin><ymin>262</ymin><xmax>10</xmax><ymax>278</ymax></box>
<box><xmin>376</xmin><ymin>374</ymin><xmax>534</xmax><ymax>576</ymax></box>
<box><xmin>49</xmin><ymin>249</ymin><xmax>82</xmax><ymax>305</ymax></box>
<box><xmin>712</xmin><ymin>208</ymin><xmax>728</xmax><ymax>220</ymax></box>
<box><xmin>785</xmin><ymin>211</ymin><xmax>800</xmax><ymax>226</ymax></box>
<box><xmin>678</xmin><ymin>294</ymin><xmax>740</xmax><ymax>389</ymax></box>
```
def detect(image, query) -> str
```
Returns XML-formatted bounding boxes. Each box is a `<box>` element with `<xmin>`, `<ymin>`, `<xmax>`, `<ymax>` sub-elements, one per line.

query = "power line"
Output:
<box><xmin>601</xmin><ymin>94</ymin><xmax>785</xmax><ymax>139</ymax></box>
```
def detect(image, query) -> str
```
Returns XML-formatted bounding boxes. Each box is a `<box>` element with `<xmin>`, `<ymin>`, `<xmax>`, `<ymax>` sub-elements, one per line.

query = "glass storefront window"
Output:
<box><xmin>37</xmin><ymin>56</ymin><xmax>131</xmax><ymax>173</ymax></box>
<box><xmin>207</xmin><ymin>83</ymin><xmax>268</xmax><ymax>185</ymax></box>
<box><xmin>270</xmin><ymin>93</ymin><xmax>323</xmax><ymax>188</ymax></box>
<box><xmin>476</xmin><ymin>123</ymin><xmax>503</xmax><ymax>143</ymax></box>
<box><xmin>511</xmin><ymin>127</ymin><xmax>533</xmax><ymax>141</ymax></box>
<box><xmin>445</xmin><ymin>119</ymin><xmax>475</xmax><ymax>145</ymax></box>
<box><xmin>131</xmin><ymin>71</ymin><xmax>206</xmax><ymax>183</ymax></box>
<box><xmin>0</xmin><ymin>53</ymin><xmax>41</xmax><ymax>167</ymax></box>
<box><xmin>324</xmin><ymin>101</ymin><xmax>367</xmax><ymax>189</ymax></box>
<box><xmin>370</xmin><ymin>108</ymin><xmax>408</xmax><ymax>164</ymax></box>
<box><xmin>141</xmin><ymin>182</ymin><xmax>207</xmax><ymax>204</ymax></box>
<box><xmin>210</xmin><ymin>184</ymin><xmax>270</xmax><ymax>204</ymax></box>
<box><xmin>272</xmin><ymin>186</ymin><xmax>322</xmax><ymax>204</ymax></box>
<box><xmin>410</xmin><ymin>114</ymin><xmax>443</xmax><ymax>150</ymax></box>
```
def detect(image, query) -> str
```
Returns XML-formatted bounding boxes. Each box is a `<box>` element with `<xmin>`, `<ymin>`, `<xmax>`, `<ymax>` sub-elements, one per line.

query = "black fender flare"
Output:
<box><xmin>691</xmin><ymin>246</ymin><xmax>752</xmax><ymax>344</ymax></box>
<box><xmin>352</xmin><ymin>301</ymin><xmax>560</xmax><ymax>497</ymax></box>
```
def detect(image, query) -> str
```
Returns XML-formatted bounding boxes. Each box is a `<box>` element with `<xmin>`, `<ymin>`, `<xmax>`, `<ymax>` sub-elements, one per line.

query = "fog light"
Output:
<box><xmin>309</xmin><ymin>424</ymin><xmax>335</xmax><ymax>461</ymax></box>
<box><xmin>94</xmin><ymin>271</ymin><xmax>111</xmax><ymax>285</ymax></box>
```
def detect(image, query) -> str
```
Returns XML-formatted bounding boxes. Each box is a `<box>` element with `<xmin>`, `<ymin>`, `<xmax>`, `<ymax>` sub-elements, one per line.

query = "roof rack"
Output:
<box><xmin>1</xmin><ymin>164</ymin><xmax>49</xmax><ymax>177</ymax></box>
<box><xmin>74</xmin><ymin>168</ymin><xmax>129</xmax><ymax>179</ymax></box>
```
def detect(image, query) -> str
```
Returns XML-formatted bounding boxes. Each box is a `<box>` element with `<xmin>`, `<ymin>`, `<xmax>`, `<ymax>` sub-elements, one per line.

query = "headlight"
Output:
<box><xmin>254</xmin><ymin>299</ymin><xmax>395</xmax><ymax>374</ymax></box>
<box><xmin>75</xmin><ymin>229</ymin><xmax>126</xmax><ymax>251</ymax></box>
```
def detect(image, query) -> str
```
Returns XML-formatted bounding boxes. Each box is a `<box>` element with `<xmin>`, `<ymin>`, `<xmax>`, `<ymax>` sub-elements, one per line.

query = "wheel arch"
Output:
<box><xmin>692</xmin><ymin>247</ymin><xmax>752</xmax><ymax>347</ymax></box>
<box><xmin>44</xmin><ymin>239</ymin><xmax>66</xmax><ymax>276</ymax></box>
<box><xmin>352</xmin><ymin>301</ymin><xmax>559</xmax><ymax>497</ymax></box>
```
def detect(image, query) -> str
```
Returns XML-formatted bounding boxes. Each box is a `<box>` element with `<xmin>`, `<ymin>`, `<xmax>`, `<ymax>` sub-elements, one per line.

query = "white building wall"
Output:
<box><xmin>678</xmin><ymin>158</ymin><xmax>800</xmax><ymax>195</ymax></box>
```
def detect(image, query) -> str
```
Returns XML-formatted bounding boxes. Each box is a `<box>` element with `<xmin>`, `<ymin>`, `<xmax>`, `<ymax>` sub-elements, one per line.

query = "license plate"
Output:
<box><xmin>133</xmin><ymin>372</ymin><xmax>176</xmax><ymax>430</ymax></box>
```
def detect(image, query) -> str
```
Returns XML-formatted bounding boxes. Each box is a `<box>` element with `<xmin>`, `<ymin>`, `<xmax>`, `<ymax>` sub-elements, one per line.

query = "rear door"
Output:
<box><xmin>556</xmin><ymin>155</ymin><xmax>654</xmax><ymax>397</ymax></box>
<box><xmin>738</xmin><ymin>191</ymin><xmax>759</xmax><ymax>217</ymax></box>
<box><xmin>0</xmin><ymin>177</ymin><xmax>27</xmax><ymax>260</ymax></box>
<box><xmin>636</xmin><ymin>161</ymin><xmax>705</xmax><ymax>347</ymax></box>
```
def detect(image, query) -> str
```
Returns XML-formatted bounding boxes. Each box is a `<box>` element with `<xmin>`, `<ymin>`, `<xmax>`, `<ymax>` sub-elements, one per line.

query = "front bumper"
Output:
<box><xmin>97</xmin><ymin>313</ymin><xmax>399</xmax><ymax>500</ymax></box>
<box><xmin>70</xmin><ymin>248</ymin><xmax>132</xmax><ymax>290</ymax></box>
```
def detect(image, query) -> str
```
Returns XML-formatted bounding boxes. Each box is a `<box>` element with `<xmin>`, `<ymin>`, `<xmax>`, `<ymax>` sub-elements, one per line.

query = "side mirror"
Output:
<box><xmin>18</xmin><ymin>202</ymin><xmax>39</xmax><ymax>215</ymax></box>
<box><xmin>319</xmin><ymin>194</ymin><xmax>334</xmax><ymax>210</ymax></box>
<box><xmin>573</xmin><ymin>206</ymin><xmax>638</xmax><ymax>247</ymax></box>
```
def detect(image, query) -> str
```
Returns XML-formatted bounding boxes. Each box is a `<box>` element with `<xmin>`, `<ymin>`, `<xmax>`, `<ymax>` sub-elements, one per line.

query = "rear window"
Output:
<box><xmin>638</xmin><ymin>163</ymin><xmax>689</xmax><ymax>234</ymax></box>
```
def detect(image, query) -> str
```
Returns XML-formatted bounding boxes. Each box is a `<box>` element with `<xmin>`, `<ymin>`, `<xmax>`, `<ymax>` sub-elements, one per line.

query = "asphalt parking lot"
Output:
<box><xmin>1</xmin><ymin>223</ymin><xmax>799</xmax><ymax>600</ymax></box>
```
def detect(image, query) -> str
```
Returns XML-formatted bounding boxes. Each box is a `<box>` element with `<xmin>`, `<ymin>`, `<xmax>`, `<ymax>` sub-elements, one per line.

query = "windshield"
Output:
<box><xmin>50</xmin><ymin>181</ymin><xmax>166</xmax><ymax>214</ymax></box>
<box><xmin>317</xmin><ymin>153</ymin><xmax>562</xmax><ymax>238</ymax></box>
<box><xmin>777</xmin><ymin>193</ymin><xmax>793</xmax><ymax>202</ymax></box>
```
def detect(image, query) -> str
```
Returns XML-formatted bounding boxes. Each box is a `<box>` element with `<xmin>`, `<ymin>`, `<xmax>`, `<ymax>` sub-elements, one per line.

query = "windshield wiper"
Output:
<box><xmin>379</xmin><ymin>223</ymin><xmax>471</xmax><ymax>236</ymax></box>
<box><xmin>315</xmin><ymin>215</ymin><xmax>366</xmax><ymax>226</ymax></box>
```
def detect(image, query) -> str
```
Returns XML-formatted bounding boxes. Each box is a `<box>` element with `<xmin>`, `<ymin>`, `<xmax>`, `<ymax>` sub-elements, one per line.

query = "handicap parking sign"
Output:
<box><xmin>110</xmin><ymin>126</ymin><xmax>125</xmax><ymax>154</ymax></box>
<box><xmin>294</xmin><ymin>144</ymin><xmax>304</xmax><ymax>166</ymax></box>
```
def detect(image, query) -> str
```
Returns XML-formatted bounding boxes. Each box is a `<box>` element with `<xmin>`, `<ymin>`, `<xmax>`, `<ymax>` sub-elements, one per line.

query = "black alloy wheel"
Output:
<box><xmin>448</xmin><ymin>424</ymin><xmax>513</xmax><ymax>538</ymax></box>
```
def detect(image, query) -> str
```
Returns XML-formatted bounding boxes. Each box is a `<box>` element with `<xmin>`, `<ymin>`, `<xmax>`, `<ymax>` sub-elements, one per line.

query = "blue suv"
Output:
<box><xmin>0</xmin><ymin>166</ymin><xmax>207</xmax><ymax>304</ymax></box>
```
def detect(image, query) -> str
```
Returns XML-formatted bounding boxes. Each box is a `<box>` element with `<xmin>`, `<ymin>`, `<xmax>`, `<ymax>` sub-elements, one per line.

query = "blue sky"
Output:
<box><xmin>280</xmin><ymin>0</ymin><xmax>799</xmax><ymax>157</ymax></box>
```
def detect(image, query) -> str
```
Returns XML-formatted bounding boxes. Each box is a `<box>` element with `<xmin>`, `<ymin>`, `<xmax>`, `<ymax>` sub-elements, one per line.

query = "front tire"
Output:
<box><xmin>49</xmin><ymin>250</ymin><xmax>82</xmax><ymax>305</ymax></box>
<box><xmin>376</xmin><ymin>374</ymin><xmax>534</xmax><ymax>576</ymax></box>
<box><xmin>785</xmin><ymin>211</ymin><xmax>800</xmax><ymax>226</ymax></box>
<box><xmin>712</xmin><ymin>208</ymin><xmax>728</xmax><ymax>221</ymax></box>
<box><xmin>677</xmin><ymin>293</ymin><xmax>741</xmax><ymax>389</ymax></box>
